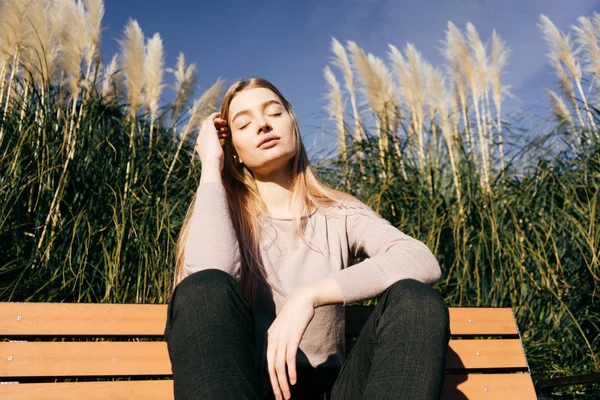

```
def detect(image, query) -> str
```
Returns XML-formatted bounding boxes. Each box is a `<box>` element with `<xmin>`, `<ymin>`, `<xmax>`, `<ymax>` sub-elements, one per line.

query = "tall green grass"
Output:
<box><xmin>0</xmin><ymin>1</ymin><xmax>598</xmax><ymax>398</ymax></box>
<box><xmin>0</xmin><ymin>82</ymin><xmax>200</xmax><ymax>304</ymax></box>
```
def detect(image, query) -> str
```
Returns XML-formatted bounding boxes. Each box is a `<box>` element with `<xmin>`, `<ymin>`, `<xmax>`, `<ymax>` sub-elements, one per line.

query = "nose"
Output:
<box><xmin>258</xmin><ymin>120</ymin><xmax>272</xmax><ymax>134</ymax></box>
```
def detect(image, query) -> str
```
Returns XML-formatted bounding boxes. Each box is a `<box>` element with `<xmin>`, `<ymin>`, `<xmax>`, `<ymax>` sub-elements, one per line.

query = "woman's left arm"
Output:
<box><xmin>327</xmin><ymin>203</ymin><xmax>441</xmax><ymax>306</ymax></box>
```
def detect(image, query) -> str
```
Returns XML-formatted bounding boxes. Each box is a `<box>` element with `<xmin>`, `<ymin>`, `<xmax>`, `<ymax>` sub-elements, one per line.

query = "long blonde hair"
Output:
<box><xmin>169</xmin><ymin>77</ymin><xmax>357</xmax><ymax>308</ymax></box>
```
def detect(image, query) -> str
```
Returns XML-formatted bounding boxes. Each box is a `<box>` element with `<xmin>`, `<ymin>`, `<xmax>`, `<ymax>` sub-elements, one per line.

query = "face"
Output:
<box><xmin>228</xmin><ymin>87</ymin><xmax>296</xmax><ymax>177</ymax></box>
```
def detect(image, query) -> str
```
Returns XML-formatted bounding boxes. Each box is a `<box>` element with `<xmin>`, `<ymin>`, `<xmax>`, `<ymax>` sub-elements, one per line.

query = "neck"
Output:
<box><xmin>254</xmin><ymin>169</ymin><xmax>294</xmax><ymax>218</ymax></box>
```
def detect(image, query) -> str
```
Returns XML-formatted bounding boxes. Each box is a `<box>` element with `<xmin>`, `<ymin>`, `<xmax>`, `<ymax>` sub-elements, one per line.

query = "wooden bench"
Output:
<box><xmin>0</xmin><ymin>303</ymin><xmax>538</xmax><ymax>399</ymax></box>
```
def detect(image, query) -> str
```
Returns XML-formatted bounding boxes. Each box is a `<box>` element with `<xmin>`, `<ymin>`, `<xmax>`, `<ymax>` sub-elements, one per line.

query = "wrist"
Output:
<box><xmin>294</xmin><ymin>276</ymin><xmax>345</xmax><ymax>308</ymax></box>
<box><xmin>293</xmin><ymin>287</ymin><xmax>319</xmax><ymax>309</ymax></box>
<box><xmin>200</xmin><ymin>159</ymin><xmax>223</xmax><ymax>183</ymax></box>
<box><xmin>201</xmin><ymin>157</ymin><xmax>222</xmax><ymax>169</ymax></box>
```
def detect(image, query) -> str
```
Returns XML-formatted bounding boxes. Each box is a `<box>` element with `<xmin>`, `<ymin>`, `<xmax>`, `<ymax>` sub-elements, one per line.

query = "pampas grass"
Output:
<box><xmin>547</xmin><ymin>88</ymin><xmax>577</xmax><ymax>151</ymax></box>
<box><xmin>101</xmin><ymin>54</ymin><xmax>122</xmax><ymax>101</ymax></box>
<box><xmin>426</xmin><ymin>63</ymin><xmax>462</xmax><ymax>207</ymax></box>
<box><xmin>83</xmin><ymin>0</ymin><xmax>104</xmax><ymax>82</ymax></box>
<box><xmin>539</xmin><ymin>14</ymin><xmax>598</xmax><ymax>137</ymax></box>
<box><xmin>144</xmin><ymin>32</ymin><xmax>165</xmax><ymax>151</ymax></box>
<box><xmin>58</xmin><ymin>0</ymin><xmax>86</xmax><ymax>99</ymax></box>
<box><xmin>404</xmin><ymin>43</ymin><xmax>426</xmax><ymax>173</ymax></box>
<box><xmin>347</xmin><ymin>41</ymin><xmax>396</xmax><ymax>178</ymax></box>
<box><xmin>572</xmin><ymin>15</ymin><xmax>600</xmax><ymax>90</ymax></box>
<box><xmin>21</xmin><ymin>0</ymin><xmax>58</xmax><ymax>87</ymax></box>
<box><xmin>0</xmin><ymin>0</ymin><xmax>27</xmax><ymax>145</ymax></box>
<box><xmin>465</xmin><ymin>22</ymin><xmax>491</xmax><ymax>191</ymax></box>
<box><xmin>443</xmin><ymin>22</ymin><xmax>474</xmax><ymax>157</ymax></box>
<box><xmin>120</xmin><ymin>18</ymin><xmax>145</xmax><ymax>119</ymax></box>
<box><xmin>330</xmin><ymin>38</ymin><xmax>361</xmax><ymax>143</ymax></box>
<box><xmin>323</xmin><ymin>65</ymin><xmax>346</xmax><ymax>157</ymax></box>
<box><xmin>170</xmin><ymin>52</ymin><xmax>197</xmax><ymax>128</ymax></box>
<box><xmin>330</xmin><ymin>37</ymin><xmax>366</xmax><ymax>178</ymax></box>
<box><xmin>119</xmin><ymin>18</ymin><xmax>145</xmax><ymax>200</ymax></box>
<box><xmin>323</xmin><ymin>64</ymin><xmax>350</xmax><ymax>191</ymax></box>
<box><xmin>489</xmin><ymin>29</ymin><xmax>510</xmax><ymax>170</ymax></box>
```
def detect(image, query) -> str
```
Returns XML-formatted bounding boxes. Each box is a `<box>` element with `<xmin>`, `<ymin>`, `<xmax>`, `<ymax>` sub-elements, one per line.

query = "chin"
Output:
<box><xmin>250</xmin><ymin>151</ymin><xmax>295</xmax><ymax>175</ymax></box>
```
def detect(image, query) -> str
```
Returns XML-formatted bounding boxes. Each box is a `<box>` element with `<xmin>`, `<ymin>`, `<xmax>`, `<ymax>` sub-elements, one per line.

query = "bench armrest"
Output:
<box><xmin>536</xmin><ymin>373</ymin><xmax>600</xmax><ymax>400</ymax></box>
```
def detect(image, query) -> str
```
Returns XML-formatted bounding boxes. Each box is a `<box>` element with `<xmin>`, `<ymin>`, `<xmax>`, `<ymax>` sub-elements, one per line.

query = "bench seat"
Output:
<box><xmin>0</xmin><ymin>302</ymin><xmax>538</xmax><ymax>399</ymax></box>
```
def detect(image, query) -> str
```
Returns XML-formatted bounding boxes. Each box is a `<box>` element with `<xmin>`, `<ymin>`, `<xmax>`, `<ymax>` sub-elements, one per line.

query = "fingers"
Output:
<box><xmin>212</xmin><ymin>114</ymin><xmax>229</xmax><ymax>141</ymax></box>
<box><xmin>267</xmin><ymin>339</ymin><xmax>300</xmax><ymax>399</ymax></box>
<box><xmin>267</xmin><ymin>341</ymin><xmax>284</xmax><ymax>400</ymax></box>
<box><xmin>275</xmin><ymin>347</ymin><xmax>291</xmax><ymax>399</ymax></box>
<box><xmin>286</xmin><ymin>345</ymin><xmax>298</xmax><ymax>386</ymax></box>
<box><xmin>204</xmin><ymin>112</ymin><xmax>227</xmax><ymax>129</ymax></box>
<box><xmin>212</xmin><ymin>112</ymin><xmax>228</xmax><ymax>129</ymax></box>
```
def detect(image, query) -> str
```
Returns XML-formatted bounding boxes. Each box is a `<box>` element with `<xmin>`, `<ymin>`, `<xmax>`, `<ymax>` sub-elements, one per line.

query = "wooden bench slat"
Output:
<box><xmin>346</xmin><ymin>306</ymin><xmax>518</xmax><ymax>337</ymax></box>
<box><xmin>447</xmin><ymin>308</ymin><xmax>519</xmax><ymax>335</ymax></box>
<box><xmin>0</xmin><ymin>373</ymin><xmax>538</xmax><ymax>400</ymax></box>
<box><xmin>441</xmin><ymin>373</ymin><xmax>537</xmax><ymax>399</ymax></box>
<box><xmin>0</xmin><ymin>380</ymin><xmax>173</xmax><ymax>400</ymax></box>
<box><xmin>1</xmin><ymin>303</ymin><xmax>518</xmax><ymax>337</ymax></box>
<box><xmin>0</xmin><ymin>303</ymin><xmax>167</xmax><ymax>336</ymax></box>
<box><xmin>1</xmin><ymin>339</ymin><xmax>527</xmax><ymax>378</ymax></box>
<box><xmin>446</xmin><ymin>339</ymin><xmax>528</xmax><ymax>369</ymax></box>
<box><xmin>346</xmin><ymin>339</ymin><xmax>528</xmax><ymax>370</ymax></box>
<box><xmin>0</xmin><ymin>342</ymin><xmax>171</xmax><ymax>377</ymax></box>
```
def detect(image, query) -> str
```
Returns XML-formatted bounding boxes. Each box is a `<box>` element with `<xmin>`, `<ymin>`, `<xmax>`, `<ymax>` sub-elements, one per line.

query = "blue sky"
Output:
<box><xmin>101</xmin><ymin>0</ymin><xmax>600</xmax><ymax>159</ymax></box>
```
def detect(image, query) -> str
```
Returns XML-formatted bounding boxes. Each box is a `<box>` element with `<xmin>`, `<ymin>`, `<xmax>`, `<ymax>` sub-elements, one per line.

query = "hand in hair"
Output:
<box><xmin>194</xmin><ymin>112</ymin><xmax>229</xmax><ymax>172</ymax></box>
<box><xmin>266</xmin><ymin>290</ymin><xmax>316</xmax><ymax>400</ymax></box>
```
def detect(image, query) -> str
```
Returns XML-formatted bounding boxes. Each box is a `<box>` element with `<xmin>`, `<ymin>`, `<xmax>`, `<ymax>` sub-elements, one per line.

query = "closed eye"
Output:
<box><xmin>238</xmin><ymin>113</ymin><xmax>280</xmax><ymax>129</ymax></box>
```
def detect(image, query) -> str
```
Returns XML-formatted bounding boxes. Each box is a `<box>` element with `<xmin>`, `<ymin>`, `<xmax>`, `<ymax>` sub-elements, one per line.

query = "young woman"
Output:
<box><xmin>163</xmin><ymin>78</ymin><xmax>450</xmax><ymax>400</ymax></box>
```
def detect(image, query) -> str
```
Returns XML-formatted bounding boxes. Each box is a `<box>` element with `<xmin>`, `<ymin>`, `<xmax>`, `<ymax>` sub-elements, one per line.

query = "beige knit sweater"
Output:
<box><xmin>183</xmin><ymin>181</ymin><xmax>441</xmax><ymax>383</ymax></box>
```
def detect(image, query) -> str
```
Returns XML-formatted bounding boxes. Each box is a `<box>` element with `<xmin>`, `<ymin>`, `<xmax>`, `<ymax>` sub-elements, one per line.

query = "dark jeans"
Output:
<box><xmin>164</xmin><ymin>269</ymin><xmax>450</xmax><ymax>399</ymax></box>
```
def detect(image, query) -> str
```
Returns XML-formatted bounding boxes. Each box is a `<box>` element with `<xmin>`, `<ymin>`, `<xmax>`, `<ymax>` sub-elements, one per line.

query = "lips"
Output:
<box><xmin>257</xmin><ymin>134</ymin><xmax>280</xmax><ymax>148</ymax></box>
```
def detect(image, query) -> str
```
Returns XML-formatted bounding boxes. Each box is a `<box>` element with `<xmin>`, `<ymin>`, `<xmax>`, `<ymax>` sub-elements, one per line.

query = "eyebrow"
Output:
<box><xmin>231</xmin><ymin>100</ymin><xmax>283</xmax><ymax>124</ymax></box>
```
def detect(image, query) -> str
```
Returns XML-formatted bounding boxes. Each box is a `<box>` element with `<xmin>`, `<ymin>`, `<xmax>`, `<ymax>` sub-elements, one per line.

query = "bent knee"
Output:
<box><xmin>385</xmin><ymin>278</ymin><xmax>449</xmax><ymax>323</ymax></box>
<box><xmin>173</xmin><ymin>269</ymin><xmax>237</xmax><ymax>305</ymax></box>
<box><xmin>182</xmin><ymin>268</ymin><xmax>235</xmax><ymax>286</ymax></box>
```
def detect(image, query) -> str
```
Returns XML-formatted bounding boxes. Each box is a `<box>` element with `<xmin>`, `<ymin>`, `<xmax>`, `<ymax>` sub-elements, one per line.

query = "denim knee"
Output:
<box><xmin>383</xmin><ymin>278</ymin><xmax>450</xmax><ymax>333</ymax></box>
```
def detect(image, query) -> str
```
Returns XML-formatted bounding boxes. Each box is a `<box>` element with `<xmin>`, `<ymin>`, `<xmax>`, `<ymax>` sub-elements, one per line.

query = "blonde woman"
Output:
<box><xmin>163</xmin><ymin>78</ymin><xmax>450</xmax><ymax>400</ymax></box>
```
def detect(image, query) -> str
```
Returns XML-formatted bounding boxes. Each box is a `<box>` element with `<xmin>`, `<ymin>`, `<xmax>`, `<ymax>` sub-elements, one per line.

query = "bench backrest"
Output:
<box><xmin>0</xmin><ymin>303</ymin><xmax>537</xmax><ymax>399</ymax></box>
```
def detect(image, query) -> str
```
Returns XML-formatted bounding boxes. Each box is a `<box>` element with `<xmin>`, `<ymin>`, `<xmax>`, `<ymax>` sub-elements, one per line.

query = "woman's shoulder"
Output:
<box><xmin>319</xmin><ymin>196</ymin><xmax>382</xmax><ymax>220</ymax></box>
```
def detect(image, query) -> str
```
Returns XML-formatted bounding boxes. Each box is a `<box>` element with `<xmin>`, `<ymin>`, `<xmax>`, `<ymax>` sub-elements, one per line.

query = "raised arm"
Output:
<box><xmin>183</xmin><ymin>160</ymin><xmax>242</xmax><ymax>281</ymax></box>
<box><xmin>329</xmin><ymin>202</ymin><xmax>441</xmax><ymax>306</ymax></box>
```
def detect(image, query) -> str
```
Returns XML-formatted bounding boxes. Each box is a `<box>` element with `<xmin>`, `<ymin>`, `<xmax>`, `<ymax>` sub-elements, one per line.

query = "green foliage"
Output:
<box><xmin>0</xmin><ymin>80</ymin><xmax>200</xmax><ymax>304</ymax></box>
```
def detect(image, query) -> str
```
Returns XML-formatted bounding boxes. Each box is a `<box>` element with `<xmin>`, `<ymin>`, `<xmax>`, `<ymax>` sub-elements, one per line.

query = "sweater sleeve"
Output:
<box><xmin>183</xmin><ymin>182</ymin><xmax>242</xmax><ymax>281</ymax></box>
<box><xmin>329</xmin><ymin>202</ymin><xmax>441</xmax><ymax>306</ymax></box>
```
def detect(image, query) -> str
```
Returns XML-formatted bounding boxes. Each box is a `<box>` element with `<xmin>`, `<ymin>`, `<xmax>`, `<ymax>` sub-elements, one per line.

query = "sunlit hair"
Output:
<box><xmin>170</xmin><ymin>77</ymin><xmax>357</xmax><ymax>308</ymax></box>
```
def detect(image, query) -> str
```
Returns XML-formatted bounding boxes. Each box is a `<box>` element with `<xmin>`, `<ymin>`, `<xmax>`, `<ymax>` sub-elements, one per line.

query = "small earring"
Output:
<box><xmin>233</xmin><ymin>154</ymin><xmax>243</xmax><ymax>164</ymax></box>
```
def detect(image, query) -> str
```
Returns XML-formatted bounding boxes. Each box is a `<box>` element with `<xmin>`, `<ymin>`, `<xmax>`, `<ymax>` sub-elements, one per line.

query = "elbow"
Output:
<box><xmin>182</xmin><ymin>253</ymin><xmax>197</xmax><ymax>279</ymax></box>
<box><xmin>424</xmin><ymin>251</ymin><xmax>442</xmax><ymax>285</ymax></box>
<box><xmin>181</xmin><ymin>247</ymin><xmax>211</xmax><ymax>278</ymax></box>
<box><xmin>429</xmin><ymin>261</ymin><xmax>442</xmax><ymax>284</ymax></box>
<box><xmin>411</xmin><ymin>241</ymin><xmax>441</xmax><ymax>285</ymax></box>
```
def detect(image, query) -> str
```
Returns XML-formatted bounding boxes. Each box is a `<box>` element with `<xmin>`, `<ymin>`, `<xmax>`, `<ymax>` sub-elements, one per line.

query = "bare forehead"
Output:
<box><xmin>229</xmin><ymin>87</ymin><xmax>282</xmax><ymax>115</ymax></box>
